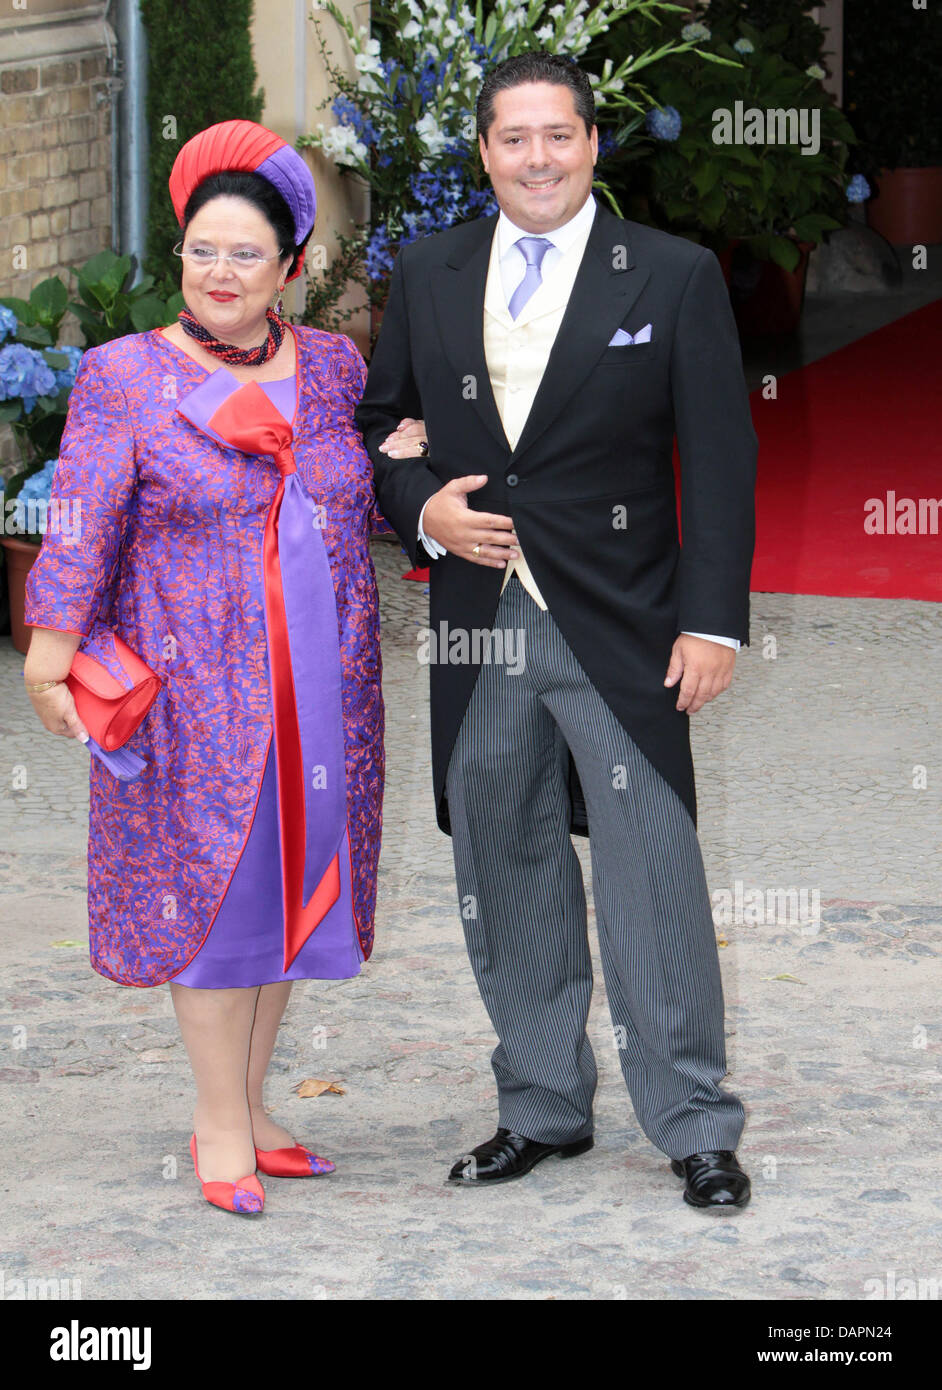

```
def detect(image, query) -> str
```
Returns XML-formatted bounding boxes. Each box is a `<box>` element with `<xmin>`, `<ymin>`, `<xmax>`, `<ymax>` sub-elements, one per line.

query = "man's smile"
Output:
<box><xmin>520</xmin><ymin>175</ymin><xmax>563</xmax><ymax>191</ymax></box>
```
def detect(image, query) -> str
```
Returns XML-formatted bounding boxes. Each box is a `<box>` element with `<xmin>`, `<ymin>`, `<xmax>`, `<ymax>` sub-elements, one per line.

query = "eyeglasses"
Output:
<box><xmin>172</xmin><ymin>242</ymin><xmax>282</xmax><ymax>272</ymax></box>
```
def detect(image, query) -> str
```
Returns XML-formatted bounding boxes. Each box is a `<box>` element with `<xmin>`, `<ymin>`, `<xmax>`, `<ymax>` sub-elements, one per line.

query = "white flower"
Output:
<box><xmin>402</xmin><ymin>19</ymin><xmax>421</xmax><ymax>40</ymax></box>
<box><xmin>319</xmin><ymin>123</ymin><xmax>368</xmax><ymax>167</ymax></box>
<box><xmin>548</xmin><ymin>3</ymin><xmax>565</xmax><ymax>15</ymax></box>
<box><xmin>806</xmin><ymin>63</ymin><xmax>826</xmax><ymax>80</ymax></box>
<box><xmin>536</xmin><ymin>24</ymin><xmax>554</xmax><ymax>41</ymax></box>
<box><xmin>416</xmin><ymin>111</ymin><xmax>448</xmax><ymax>157</ymax></box>
<box><xmin>354</xmin><ymin>28</ymin><xmax>381</xmax><ymax>58</ymax></box>
<box><xmin>681</xmin><ymin>21</ymin><xmax>711</xmax><ymax>42</ymax></box>
<box><xmin>354</xmin><ymin>51</ymin><xmax>384</xmax><ymax>76</ymax></box>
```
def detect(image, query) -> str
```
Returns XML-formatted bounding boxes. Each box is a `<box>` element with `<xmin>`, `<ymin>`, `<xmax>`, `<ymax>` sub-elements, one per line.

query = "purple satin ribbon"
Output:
<box><xmin>86</xmin><ymin>737</ymin><xmax>147</xmax><ymax>781</ymax></box>
<box><xmin>275</xmin><ymin>470</ymin><xmax>348</xmax><ymax>903</ymax></box>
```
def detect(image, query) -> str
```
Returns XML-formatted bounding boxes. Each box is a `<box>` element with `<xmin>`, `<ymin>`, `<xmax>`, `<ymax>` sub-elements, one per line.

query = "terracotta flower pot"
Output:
<box><xmin>726</xmin><ymin>240</ymin><xmax>814</xmax><ymax>337</ymax></box>
<box><xmin>1</xmin><ymin>535</ymin><xmax>40</xmax><ymax>656</ymax></box>
<box><xmin>866</xmin><ymin>167</ymin><xmax>942</xmax><ymax>246</ymax></box>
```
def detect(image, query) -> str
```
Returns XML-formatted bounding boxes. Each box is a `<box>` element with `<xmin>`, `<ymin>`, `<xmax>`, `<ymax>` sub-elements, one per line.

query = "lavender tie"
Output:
<box><xmin>508</xmin><ymin>235</ymin><xmax>552</xmax><ymax>319</ymax></box>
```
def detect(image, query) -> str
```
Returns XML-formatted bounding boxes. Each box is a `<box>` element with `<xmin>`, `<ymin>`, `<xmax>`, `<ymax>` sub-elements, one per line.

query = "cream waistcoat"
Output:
<box><xmin>483</xmin><ymin>221</ymin><xmax>592</xmax><ymax>610</ymax></box>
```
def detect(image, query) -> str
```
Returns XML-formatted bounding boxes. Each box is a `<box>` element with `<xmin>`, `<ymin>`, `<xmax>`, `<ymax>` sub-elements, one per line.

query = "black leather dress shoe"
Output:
<box><xmin>670</xmin><ymin>1150</ymin><xmax>751</xmax><ymax>1209</ymax></box>
<box><xmin>447</xmin><ymin>1127</ymin><xmax>594</xmax><ymax>1185</ymax></box>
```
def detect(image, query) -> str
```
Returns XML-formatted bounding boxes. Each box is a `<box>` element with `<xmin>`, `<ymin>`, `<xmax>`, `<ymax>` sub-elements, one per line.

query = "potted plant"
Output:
<box><xmin>628</xmin><ymin>13</ymin><xmax>856</xmax><ymax>334</ymax></box>
<box><xmin>1</xmin><ymin>254</ymin><xmax>182</xmax><ymax>653</ymax></box>
<box><xmin>844</xmin><ymin>0</ymin><xmax>942</xmax><ymax>245</ymax></box>
<box><xmin>299</xmin><ymin>0</ymin><xmax>721</xmax><ymax>345</ymax></box>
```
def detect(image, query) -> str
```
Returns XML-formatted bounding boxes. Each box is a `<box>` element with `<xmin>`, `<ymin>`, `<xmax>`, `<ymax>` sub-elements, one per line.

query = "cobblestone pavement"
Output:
<box><xmin>1</xmin><ymin>538</ymin><xmax>940</xmax><ymax>1302</ymax></box>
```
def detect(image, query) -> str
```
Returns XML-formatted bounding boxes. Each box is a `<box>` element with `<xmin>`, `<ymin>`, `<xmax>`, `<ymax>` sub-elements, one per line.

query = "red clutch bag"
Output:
<box><xmin>65</xmin><ymin>626</ymin><xmax>161</xmax><ymax>779</ymax></box>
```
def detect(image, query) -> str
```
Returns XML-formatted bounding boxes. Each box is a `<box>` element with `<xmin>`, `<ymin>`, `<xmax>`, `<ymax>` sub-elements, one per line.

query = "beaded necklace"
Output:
<box><xmin>178</xmin><ymin>305</ymin><xmax>286</xmax><ymax>366</ymax></box>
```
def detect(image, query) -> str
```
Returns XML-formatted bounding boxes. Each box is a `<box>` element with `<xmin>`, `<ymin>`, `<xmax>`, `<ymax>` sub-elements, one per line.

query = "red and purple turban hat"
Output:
<box><xmin>169</xmin><ymin>120</ymin><xmax>317</xmax><ymax>282</ymax></box>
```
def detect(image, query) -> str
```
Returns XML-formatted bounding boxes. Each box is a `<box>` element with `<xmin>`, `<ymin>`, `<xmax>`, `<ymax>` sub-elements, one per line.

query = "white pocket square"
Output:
<box><xmin>608</xmin><ymin>323</ymin><xmax>653</xmax><ymax>346</ymax></box>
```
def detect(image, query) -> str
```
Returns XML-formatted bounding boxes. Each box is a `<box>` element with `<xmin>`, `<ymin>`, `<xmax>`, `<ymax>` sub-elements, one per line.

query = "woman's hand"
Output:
<box><xmin>24</xmin><ymin>626</ymin><xmax>87</xmax><ymax>740</ymax></box>
<box><xmin>27</xmin><ymin>682</ymin><xmax>89</xmax><ymax>741</ymax></box>
<box><xmin>377</xmin><ymin>417</ymin><xmax>429</xmax><ymax>458</ymax></box>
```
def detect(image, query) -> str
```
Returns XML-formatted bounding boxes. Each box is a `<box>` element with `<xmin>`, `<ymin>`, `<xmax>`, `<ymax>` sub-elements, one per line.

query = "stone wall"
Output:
<box><xmin>0</xmin><ymin>3</ymin><xmax>115</xmax><ymax>468</ymax></box>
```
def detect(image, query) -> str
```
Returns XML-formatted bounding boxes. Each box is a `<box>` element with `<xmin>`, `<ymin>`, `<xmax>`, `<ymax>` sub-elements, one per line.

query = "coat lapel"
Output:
<box><xmin>431</xmin><ymin>215</ymin><xmax>512</xmax><ymax>454</ymax></box>
<box><xmin>511</xmin><ymin>204</ymin><xmax>650</xmax><ymax>463</ymax></box>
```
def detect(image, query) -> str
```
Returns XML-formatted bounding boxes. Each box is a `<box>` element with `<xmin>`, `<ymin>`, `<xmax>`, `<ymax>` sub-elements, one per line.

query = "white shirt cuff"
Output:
<box><xmin>682</xmin><ymin>631</ymin><xmax>741</xmax><ymax>651</ymax></box>
<box><xmin>418</xmin><ymin>499</ymin><xmax>446</xmax><ymax>558</ymax></box>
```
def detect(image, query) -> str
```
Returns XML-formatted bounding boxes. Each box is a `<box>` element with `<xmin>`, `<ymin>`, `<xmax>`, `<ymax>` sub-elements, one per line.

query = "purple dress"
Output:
<box><xmin>25</xmin><ymin>327</ymin><xmax>392</xmax><ymax>988</ymax></box>
<box><xmin>172</xmin><ymin>375</ymin><xmax>362</xmax><ymax>987</ymax></box>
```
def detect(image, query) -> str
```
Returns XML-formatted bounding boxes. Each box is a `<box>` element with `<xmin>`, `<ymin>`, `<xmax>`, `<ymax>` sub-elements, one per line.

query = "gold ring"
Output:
<box><xmin>472</xmin><ymin>544</ymin><xmax>481</xmax><ymax>556</ymax></box>
<box><xmin>417</xmin><ymin>440</ymin><xmax>429</xmax><ymax>456</ymax></box>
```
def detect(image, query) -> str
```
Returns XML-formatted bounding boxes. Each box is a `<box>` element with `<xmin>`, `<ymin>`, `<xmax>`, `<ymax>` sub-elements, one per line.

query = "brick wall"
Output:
<box><xmin>0</xmin><ymin>38</ymin><xmax>113</xmax><ymax>469</ymax></box>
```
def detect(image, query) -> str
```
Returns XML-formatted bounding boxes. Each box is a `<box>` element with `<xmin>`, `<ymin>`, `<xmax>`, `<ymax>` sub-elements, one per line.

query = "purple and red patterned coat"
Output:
<box><xmin>25</xmin><ymin>326</ymin><xmax>391</xmax><ymax>985</ymax></box>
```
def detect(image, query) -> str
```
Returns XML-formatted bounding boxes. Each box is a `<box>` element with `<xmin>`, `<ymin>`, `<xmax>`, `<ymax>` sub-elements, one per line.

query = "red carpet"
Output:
<box><xmin>749</xmin><ymin>299</ymin><xmax>942</xmax><ymax>600</ymax></box>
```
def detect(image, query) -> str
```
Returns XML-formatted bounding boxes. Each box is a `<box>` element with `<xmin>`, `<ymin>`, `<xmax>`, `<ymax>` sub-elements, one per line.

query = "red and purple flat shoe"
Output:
<box><xmin>190</xmin><ymin>1134</ymin><xmax>265</xmax><ymax>1214</ymax></box>
<box><xmin>254</xmin><ymin>1142</ymin><xmax>335</xmax><ymax>1177</ymax></box>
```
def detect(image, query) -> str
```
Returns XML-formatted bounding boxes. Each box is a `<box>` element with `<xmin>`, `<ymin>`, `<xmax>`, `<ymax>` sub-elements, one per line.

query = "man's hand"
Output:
<box><xmin>422</xmin><ymin>476</ymin><xmax>518</xmax><ymax>569</ymax></box>
<box><xmin>664</xmin><ymin>635</ymin><xmax>736</xmax><ymax>713</ymax></box>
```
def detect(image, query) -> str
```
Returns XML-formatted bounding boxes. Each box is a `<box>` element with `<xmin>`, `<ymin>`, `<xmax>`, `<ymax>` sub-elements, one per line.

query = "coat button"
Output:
<box><xmin>506</xmin><ymin>473</ymin><xmax>518</xmax><ymax>486</ymax></box>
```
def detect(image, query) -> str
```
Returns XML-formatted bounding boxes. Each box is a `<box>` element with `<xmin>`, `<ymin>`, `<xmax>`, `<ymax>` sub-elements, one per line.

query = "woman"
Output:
<box><xmin>23</xmin><ymin>120</ymin><xmax>425</xmax><ymax>1215</ymax></box>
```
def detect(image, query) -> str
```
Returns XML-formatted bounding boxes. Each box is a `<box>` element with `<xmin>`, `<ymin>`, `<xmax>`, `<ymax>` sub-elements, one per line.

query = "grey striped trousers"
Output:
<box><xmin>444</xmin><ymin>574</ymin><xmax>745</xmax><ymax>1160</ymax></box>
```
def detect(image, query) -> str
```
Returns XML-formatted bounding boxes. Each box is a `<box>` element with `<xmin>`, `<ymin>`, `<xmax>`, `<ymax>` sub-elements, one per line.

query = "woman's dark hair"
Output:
<box><xmin>476</xmin><ymin>52</ymin><xmax>596</xmax><ymax>145</ymax></box>
<box><xmin>182</xmin><ymin>170</ymin><xmax>310</xmax><ymax>278</ymax></box>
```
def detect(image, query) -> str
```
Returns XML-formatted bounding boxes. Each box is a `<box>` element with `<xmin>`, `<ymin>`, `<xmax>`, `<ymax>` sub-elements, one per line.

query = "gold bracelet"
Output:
<box><xmin>25</xmin><ymin>678</ymin><xmax>63</xmax><ymax>693</ymax></box>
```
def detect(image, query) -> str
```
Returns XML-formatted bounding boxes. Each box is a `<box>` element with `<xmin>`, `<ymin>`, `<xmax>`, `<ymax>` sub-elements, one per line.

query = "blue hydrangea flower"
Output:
<box><xmin>733</xmin><ymin>38</ymin><xmax>754</xmax><ymax>55</ymax></box>
<box><xmin>0</xmin><ymin>304</ymin><xmax>18</xmax><ymax>345</ymax></box>
<box><xmin>6</xmin><ymin>457</ymin><xmax>57</xmax><ymax>533</ymax></box>
<box><xmin>0</xmin><ymin>343</ymin><xmax>58</xmax><ymax>413</ymax></box>
<box><xmin>846</xmin><ymin>174</ymin><xmax>871</xmax><ymax>203</ymax></box>
<box><xmin>681</xmin><ymin>22</ymin><xmax>711</xmax><ymax>42</ymax></box>
<box><xmin>645</xmin><ymin>105</ymin><xmax>682</xmax><ymax>141</ymax></box>
<box><xmin>17</xmin><ymin>458</ymin><xmax>57</xmax><ymax>502</ymax></box>
<box><xmin>47</xmin><ymin>344</ymin><xmax>83</xmax><ymax>393</ymax></box>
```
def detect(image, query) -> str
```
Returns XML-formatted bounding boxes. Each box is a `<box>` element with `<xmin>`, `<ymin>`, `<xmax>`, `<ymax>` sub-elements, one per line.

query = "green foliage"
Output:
<box><xmin>139</xmin><ymin>0</ymin><xmax>265</xmax><ymax>296</ymax></box>
<box><xmin>604</xmin><ymin>10</ymin><xmax>854</xmax><ymax>263</ymax></box>
<box><xmin>69</xmin><ymin>252</ymin><xmax>184</xmax><ymax>346</ymax></box>
<box><xmin>695</xmin><ymin>0</ymin><xmax>827</xmax><ymax>72</ymax></box>
<box><xmin>0</xmin><ymin>253</ymin><xmax>183</xmax><ymax>468</ymax></box>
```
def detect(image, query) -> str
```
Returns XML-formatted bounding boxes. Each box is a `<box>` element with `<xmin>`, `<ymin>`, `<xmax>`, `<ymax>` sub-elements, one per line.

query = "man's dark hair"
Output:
<box><xmin>476</xmin><ymin>51</ymin><xmax>596</xmax><ymax>144</ymax></box>
<box><xmin>183</xmin><ymin>171</ymin><xmax>310</xmax><ymax>278</ymax></box>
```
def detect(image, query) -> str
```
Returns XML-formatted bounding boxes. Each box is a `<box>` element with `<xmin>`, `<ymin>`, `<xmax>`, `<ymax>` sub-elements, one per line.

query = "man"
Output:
<box><xmin>356</xmin><ymin>52</ymin><xmax>757</xmax><ymax>1209</ymax></box>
